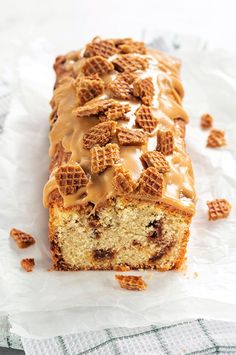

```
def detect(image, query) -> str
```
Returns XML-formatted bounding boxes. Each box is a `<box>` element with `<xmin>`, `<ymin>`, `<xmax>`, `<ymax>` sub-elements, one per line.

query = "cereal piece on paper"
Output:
<box><xmin>141</xmin><ymin>151</ymin><xmax>170</xmax><ymax>173</ymax></box>
<box><xmin>74</xmin><ymin>74</ymin><xmax>104</xmax><ymax>105</ymax></box>
<box><xmin>201</xmin><ymin>113</ymin><xmax>213</xmax><ymax>129</ymax></box>
<box><xmin>112</xmin><ymin>55</ymin><xmax>148</xmax><ymax>73</ymax></box>
<box><xmin>84</xmin><ymin>39</ymin><xmax>117</xmax><ymax>58</ymax></box>
<box><xmin>10</xmin><ymin>228</ymin><xmax>36</xmax><ymax>249</ymax></box>
<box><xmin>82</xmin><ymin>56</ymin><xmax>114</xmax><ymax>76</ymax></box>
<box><xmin>207</xmin><ymin>199</ymin><xmax>231</xmax><ymax>221</ymax></box>
<box><xmin>207</xmin><ymin>129</ymin><xmax>226</xmax><ymax>148</ymax></box>
<box><xmin>55</xmin><ymin>165</ymin><xmax>88</xmax><ymax>196</ymax></box>
<box><xmin>83</xmin><ymin>121</ymin><xmax>117</xmax><ymax>149</ymax></box>
<box><xmin>108</xmin><ymin>72</ymin><xmax>137</xmax><ymax>100</ymax></box>
<box><xmin>135</xmin><ymin>105</ymin><xmax>157</xmax><ymax>132</ymax></box>
<box><xmin>112</xmin><ymin>166</ymin><xmax>136</xmax><ymax>195</ymax></box>
<box><xmin>115</xmin><ymin>274</ymin><xmax>147</xmax><ymax>291</ymax></box>
<box><xmin>137</xmin><ymin>167</ymin><xmax>164</xmax><ymax>198</ymax></box>
<box><xmin>117</xmin><ymin>127</ymin><xmax>146</xmax><ymax>146</ymax></box>
<box><xmin>156</xmin><ymin>130</ymin><xmax>174</xmax><ymax>155</ymax></box>
<box><xmin>21</xmin><ymin>258</ymin><xmax>35</xmax><ymax>272</ymax></box>
<box><xmin>133</xmin><ymin>77</ymin><xmax>154</xmax><ymax>105</ymax></box>
<box><xmin>91</xmin><ymin>143</ymin><xmax>120</xmax><ymax>174</ymax></box>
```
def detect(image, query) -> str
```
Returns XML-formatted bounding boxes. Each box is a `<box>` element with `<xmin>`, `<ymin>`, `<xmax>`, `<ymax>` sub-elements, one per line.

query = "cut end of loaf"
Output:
<box><xmin>49</xmin><ymin>198</ymin><xmax>191</xmax><ymax>271</ymax></box>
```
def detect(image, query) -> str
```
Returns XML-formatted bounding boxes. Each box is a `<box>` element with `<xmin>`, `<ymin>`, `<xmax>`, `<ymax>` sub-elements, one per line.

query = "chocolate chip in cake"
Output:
<box><xmin>149</xmin><ymin>241</ymin><xmax>174</xmax><ymax>262</ymax></box>
<box><xmin>92</xmin><ymin>248</ymin><xmax>115</xmax><ymax>260</ymax></box>
<box><xmin>88</xmin><ymin>213</ymin><xmax>101</xmax><ymax>228</ymax></box>
<box><xmin>147</xmin><ymin>219</ymin><xmax>163</xmax><ymax>242</ymax></box>
<box><xmin>92</xmin><ymin>230</ymin><xmax>101</xmax><ymax>239</ymax></box>
<box><xmin>132</xmin><ymin>240</ymin><xmax>142</xmax><ymax>247</ymax></box>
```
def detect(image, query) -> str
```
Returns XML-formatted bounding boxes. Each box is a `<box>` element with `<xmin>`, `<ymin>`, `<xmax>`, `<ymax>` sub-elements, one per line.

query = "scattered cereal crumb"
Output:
<box><xmin>207</xmin><ymin>129</ymin><xmax>226</xmax><ymax>148</ymax></box>
<box><xmin>115</xmin><ymin>274</ymin><xmax>147</xmax><ymax>291</ymax></box>
<box><xmin>21</xmin><ymin>258</ymin><xmax>35</xmax><ymax>272</ymax></box>
<box><xmin>200</xmin><ymin>113</ymin><xmax>213</xmax><ymax>129</ymax></box>
<box><xmin>207</xmin><ymin>198</ymin><xmax>231</xmax><ymax>221</ymax></box>
<box><xmin>10</xmin><ymin>228</ymin><xmax>35</xmax><ymax>249</ymax></box>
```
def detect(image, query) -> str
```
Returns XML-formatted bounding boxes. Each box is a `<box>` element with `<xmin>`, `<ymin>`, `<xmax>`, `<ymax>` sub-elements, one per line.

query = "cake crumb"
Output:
<box><xmin>113</xmin><ymin>264</ymin><xmax>131</xmax><ymax>272</ymax></box>
<box><xmin>115</xmin><ymin>274</ymin><xmax>147</xmax><ymax>291</ymax></box>
<box><xmin>193</xmin><ymin>271</ymin><xmax>199</xmax><ymax>278</ymax></box>
<box><xmin>178</xmin><ymin>257</ymin><xmax>188</xmax><ymax>272</ymax></box>
<box><xmin>10</xmin><ymin>228</ymin><xmax>35</xmax><ymax>249</ymax></box>
<box><xmin>21</xmin><ymin>258</ymin><xmax>35</xmax><ymax>272</ymax></box>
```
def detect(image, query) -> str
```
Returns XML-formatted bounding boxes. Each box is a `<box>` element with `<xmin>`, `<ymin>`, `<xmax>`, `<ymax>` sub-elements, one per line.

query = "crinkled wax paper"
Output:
<box><xmin>0</xmin><ymin>39</ymin><xmax>236</xmax><ymax>338</ymax></box>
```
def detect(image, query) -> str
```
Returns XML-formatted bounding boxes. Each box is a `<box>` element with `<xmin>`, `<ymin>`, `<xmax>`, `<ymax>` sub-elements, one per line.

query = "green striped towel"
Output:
<box><xmin>1</xmin><ymin>315</ymin><xmax>236</xmax><ymax>354</ymax></box>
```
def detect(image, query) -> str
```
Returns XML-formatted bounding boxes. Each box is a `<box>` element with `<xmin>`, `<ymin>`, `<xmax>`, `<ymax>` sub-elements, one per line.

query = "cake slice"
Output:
<box><xmin>44</xmin><ymin>37</ymin><xmax>196</xmax><ymax>271</ymax></box>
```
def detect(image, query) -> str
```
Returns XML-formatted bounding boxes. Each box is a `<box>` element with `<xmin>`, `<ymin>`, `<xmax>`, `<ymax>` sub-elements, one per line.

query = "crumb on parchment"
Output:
<box><xmin>115</xmin><ymin>274</ymin><xmax>147</xmax><ymax>291</ymax></box>
<box><xmin>21</xmin><ymin>258</ymin><xmax>35</xmax><ymax>272</ymax></box>
<box><xmin>10</xmin><ymin>228</ymin><xmax>35</xmax><ymax>249</ymax></box>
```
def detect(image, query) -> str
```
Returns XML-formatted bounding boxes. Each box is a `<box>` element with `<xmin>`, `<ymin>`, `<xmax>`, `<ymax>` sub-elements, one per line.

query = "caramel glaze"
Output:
<box><xmin>43</xmin><ymin>43</ymin><xmax>196</xmax><ymax>215</ymax></box>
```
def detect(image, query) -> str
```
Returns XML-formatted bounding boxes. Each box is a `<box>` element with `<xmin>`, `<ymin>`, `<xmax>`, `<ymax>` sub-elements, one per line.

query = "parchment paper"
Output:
<box><xmin>0</xmin><ymin>39</ymin><xmax>236</xmax><ymax>338</ymax></box>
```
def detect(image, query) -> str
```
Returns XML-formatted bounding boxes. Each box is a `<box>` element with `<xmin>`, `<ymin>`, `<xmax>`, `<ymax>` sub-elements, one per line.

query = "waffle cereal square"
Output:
<box><xmin>156</xmin><ymin>130</ymin><xmax>174</xmax><ymax>155</ymax></box>
<box><xmin>83</xmin><ymin>121</ymin><xmax>117</xmax><ymax>149</ymax></box>
<box><xmin>207</xmin><ymin>199</ymin><xmax>231</xmax><ymax>221</ymax></box>
<box><xmin>112</xmin><ymin>54</ymin><xmax>148</xmax><ymax>73</ymax></box>
<box><xmin>135</xmin><ymin>105</ymin><xmax>157</xmax><ymax>132</ymax></box>
<box><xmin>137</xmin><ymin>167</ymin><xmax>164</xmax><ymax>197</ymax></box>
<box><xmin>115</xmin><ymin>275</ymin><xmax>147</xmax><ymax>291</ymax></box>
<box><xmin>74</xmin><ymin>74</ymin><xmax>104</xmax><ymax>105</ymax></box>
<box><xmin>133</xmin><ymin>77</ymin><xmax>154</xmax><ymax>105</ymax></box>
<box><xmin>117</xmin><ymin>127</ymin><xmax>146</xmax><ymax>146</ymax></box>
<box><xmin>141</xmin><ymin>151</ymin><xmax>170</xmax><ymax>173</ymax></box>
<box><xmin>112</xmin><ymin>166</ymin><xmax>135</xmax><ymax>195</ymax></box>
<box><xmin>55</xmin><ymin>165</ymin><xmax>88</xmax><ymax>196</ymax></box>
<box><xmin>108</xmin><ymin>72</ymin><xmax>137</xmax><ymax>100</ymax></box>
<box><xmin>84</xmin><ymin>39</ymin><xmax>117</xmax><ymax>58</ymax></box>
<box><xmin>83</xmin><ymin>56</ymin><xmax>114</xmax><ymax>76</ymax></box>
<box><xmin>91</xmin><ymin>143</ymin><xmax>120</xmax><ymax>174</ymax></box>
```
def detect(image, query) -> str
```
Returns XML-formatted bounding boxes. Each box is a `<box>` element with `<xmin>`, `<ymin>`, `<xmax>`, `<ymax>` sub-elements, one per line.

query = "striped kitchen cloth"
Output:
<box><xmin>1</xmin><ymin>314</ymin><xmax>236</xmax><ymax>354</ymax></box>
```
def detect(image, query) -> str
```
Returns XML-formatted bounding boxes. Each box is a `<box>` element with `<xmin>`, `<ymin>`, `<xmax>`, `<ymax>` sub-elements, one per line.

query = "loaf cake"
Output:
<box><xmin>43</xmin><ymin>37</ymin><xmax>196</xmax><ymax>271</ymax></box>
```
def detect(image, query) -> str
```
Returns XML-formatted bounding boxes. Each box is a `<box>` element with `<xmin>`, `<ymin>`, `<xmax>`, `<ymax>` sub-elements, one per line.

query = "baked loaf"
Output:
<box><xmin>43</xmin><ymin>38</ymin><xmax>196</xmax><ymax>271</ymax></box>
